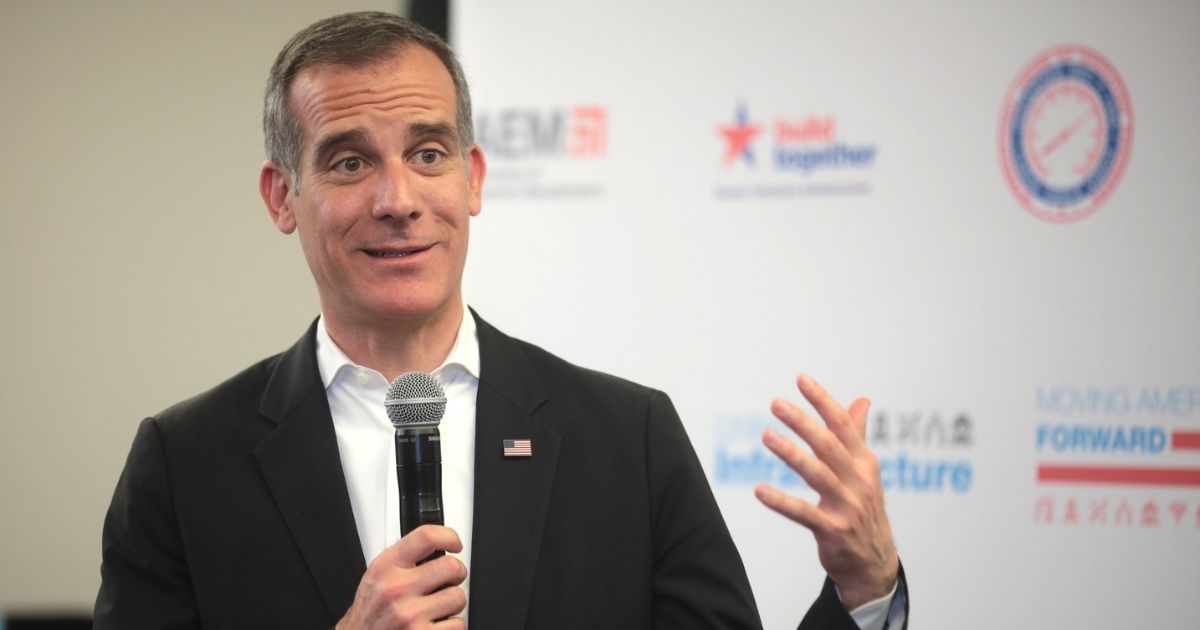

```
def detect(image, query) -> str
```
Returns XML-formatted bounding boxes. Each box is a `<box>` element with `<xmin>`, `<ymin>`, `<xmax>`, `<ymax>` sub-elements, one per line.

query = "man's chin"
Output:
<box><xmin>359</xmin><ymin>297</ymin><xmax>461</xmax><ymax>326</ymax></box>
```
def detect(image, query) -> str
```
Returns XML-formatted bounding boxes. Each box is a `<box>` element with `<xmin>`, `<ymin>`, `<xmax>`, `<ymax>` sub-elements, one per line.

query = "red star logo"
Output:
<box><xmin>717</xmin><ymin>104</ymin><xmax>761</xmax><ymax>167</ymax></box>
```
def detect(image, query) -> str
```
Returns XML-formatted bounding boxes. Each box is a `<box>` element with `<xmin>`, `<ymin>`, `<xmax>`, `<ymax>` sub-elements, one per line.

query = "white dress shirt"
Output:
<box><xmin>315</xmin><ymin>311</ymin><xmax>479</xmax><ymax>619</ymax></box>
<box><xmin>313</xmin><ymin>309</ymin><xmax>900</xmax><ymax>629</ymax></box>
<box><xmin>846</xmin><ymin>578</ymin><xmax>905</xmax><ymax>630</ymax></box>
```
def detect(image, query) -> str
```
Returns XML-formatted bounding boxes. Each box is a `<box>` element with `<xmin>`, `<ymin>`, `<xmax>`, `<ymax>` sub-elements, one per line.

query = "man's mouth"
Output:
<box><xmin>365</xmin><ymin>245</ymin><xmax>432</xmax><ymax>258</ymax></box>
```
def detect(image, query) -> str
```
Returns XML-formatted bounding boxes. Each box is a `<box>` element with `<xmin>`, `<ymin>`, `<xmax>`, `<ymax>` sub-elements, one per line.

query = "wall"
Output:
<box><xmin>0</xmin><ymin>0</ymin><xmax>398</xmax><ymax>613</ymax></box>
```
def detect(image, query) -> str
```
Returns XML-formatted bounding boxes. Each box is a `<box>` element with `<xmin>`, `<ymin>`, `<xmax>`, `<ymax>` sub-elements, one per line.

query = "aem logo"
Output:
<box><xmin>476</xmin><ymin>106</ymin><xmax>607</xmax><ymax>159</ymax></box>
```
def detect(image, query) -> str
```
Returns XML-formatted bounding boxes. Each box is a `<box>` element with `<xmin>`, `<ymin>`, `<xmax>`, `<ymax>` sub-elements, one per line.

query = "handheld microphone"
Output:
<box><xmin>385</xmin><ymin>372</ymin><xmax>447</xmax><ymax>544</ymax></box>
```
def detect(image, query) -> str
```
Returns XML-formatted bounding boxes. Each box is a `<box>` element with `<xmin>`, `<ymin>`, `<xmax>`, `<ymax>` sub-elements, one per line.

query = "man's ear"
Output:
<box><xmin>259</xmin><ymin>160</ymin><xmax>297</xmax><ymax>234</ymax></box>
<box><xmin>466</xmin><ymin>144</ymin><xmax>487</xmax><ymax>217</ymax></box>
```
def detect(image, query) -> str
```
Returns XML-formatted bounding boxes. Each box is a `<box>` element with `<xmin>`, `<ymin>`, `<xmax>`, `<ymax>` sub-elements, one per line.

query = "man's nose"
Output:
<box><xmin>370</xmin><ymin>159</ymin><xmax>421</xmax><ymax>221</ymax></box>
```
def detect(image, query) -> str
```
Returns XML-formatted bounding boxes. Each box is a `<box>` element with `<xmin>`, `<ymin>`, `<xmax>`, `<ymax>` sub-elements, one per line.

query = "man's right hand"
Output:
<box><xmin>336</xmin><ymin>525</ymin><xmax>468</xmax><ymax>629</ymax></box>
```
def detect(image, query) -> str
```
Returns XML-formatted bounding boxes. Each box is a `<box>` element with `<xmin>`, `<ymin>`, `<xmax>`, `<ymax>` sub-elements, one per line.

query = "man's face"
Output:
<box><xmin>261</xmin><ymin>45</ymin><xmax>485</xmax><ymax>331</ymax></box>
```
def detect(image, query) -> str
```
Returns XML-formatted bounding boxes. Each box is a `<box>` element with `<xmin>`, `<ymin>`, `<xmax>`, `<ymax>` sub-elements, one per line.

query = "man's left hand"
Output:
<box><xmin>754</xmin><ymin>374</ymin><xmax>899</xmax><ymax>610</ymax></box>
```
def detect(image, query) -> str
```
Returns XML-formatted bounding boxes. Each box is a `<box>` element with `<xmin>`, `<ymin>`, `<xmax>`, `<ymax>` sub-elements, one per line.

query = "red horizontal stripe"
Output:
<box><xmin>1171</xmin><ymin>431</ymin><xmax>1200</xmax><ymax>450</ymax></box>
<box><xmin>1038</xmin><ymin>464</ymin><xmax>1200</xmax><ymax>487</ymax></box>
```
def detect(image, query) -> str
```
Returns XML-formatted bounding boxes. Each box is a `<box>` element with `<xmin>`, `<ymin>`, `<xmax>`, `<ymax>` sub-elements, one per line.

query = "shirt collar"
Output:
<box><xmin>314</xmin><ymin>307</ymin><xmax>480</xmax><ymax>389</ymax></box>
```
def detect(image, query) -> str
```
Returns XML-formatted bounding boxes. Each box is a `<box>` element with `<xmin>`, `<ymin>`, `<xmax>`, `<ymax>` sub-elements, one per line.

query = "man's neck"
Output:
<box><xmin>321</xmin><ymin>301</ymin><xmax>465</xmax><ymax>381</ymax></box>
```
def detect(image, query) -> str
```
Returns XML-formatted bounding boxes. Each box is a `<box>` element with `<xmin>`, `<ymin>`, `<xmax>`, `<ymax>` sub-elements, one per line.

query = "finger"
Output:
<box><xmin>424</xmin><ymin>585</ymin><xmax>468</xmax><ymax>624</ymax></box>
<box><xmin>374</xmin><ymin>523</ymin><xmax>463</xmax><ymax>571</ymax></box>
<box><xmin>387</xmin><ymin>555</ymin><xmax>469</xmax><ymax>614</ymax></box>
<box><xmin>771</xmin><ymin>397</ymin><xmax>854</xmax><ymax>478</ymax></box>
<box><xmin>381</xmin><ymin>582</ymin><xmax>467</xmax><ymax>628</ymax></box>
<box><xmin>762</xmin><ymin>429</ymin><xmax>844</xmax><ymax>501</ymax></box>
<box><xmin>419</xmin><ymin>554</ymin><xmax>468</xmax><ymax>591</ymax></box>
<box><xmin>796</xmin><ymin>374</ymin><xmax>867</xmax><ymax>453</ymax></box>
<box><xmin>847</xmin><ymin>397</ymin><xmax>871</xmax><ymax>441</ymax></box>
<box><xmin>754</xmin><ymin>483</ymin><xmax>833</xmax><ymax>534</ymax></box>
<box><xmin>387</xmin><ymin>525</ymin><xmax>464</xmax><ymax>566</ymax></box>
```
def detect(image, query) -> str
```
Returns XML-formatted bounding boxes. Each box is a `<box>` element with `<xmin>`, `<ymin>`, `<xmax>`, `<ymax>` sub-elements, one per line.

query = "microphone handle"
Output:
<box><xmin>396</xmin><ymin>427</ymin><xmax>445</xmax><ymax>561</ymax></box>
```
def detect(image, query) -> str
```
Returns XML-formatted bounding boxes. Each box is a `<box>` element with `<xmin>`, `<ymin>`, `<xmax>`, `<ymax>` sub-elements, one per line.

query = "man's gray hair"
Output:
<box><xmin>263</xmin><ymin>11</ymin><xmax>473</xmax><ymax>186</ymax></box>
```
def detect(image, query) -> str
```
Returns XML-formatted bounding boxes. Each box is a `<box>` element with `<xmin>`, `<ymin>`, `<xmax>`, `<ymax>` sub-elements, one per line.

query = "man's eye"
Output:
<box><xmin>339</xmin><ymin>157</ymin><xmax>363</xmax><ymax>172</ymax></box>
<box><xmin>418</xmin><ymin>150</ymin><xmax>441</xmax><ymax>165</ymax></box>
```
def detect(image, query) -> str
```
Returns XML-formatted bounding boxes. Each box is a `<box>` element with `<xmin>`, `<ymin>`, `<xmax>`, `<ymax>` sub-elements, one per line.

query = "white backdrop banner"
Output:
<box><xmin>452</xmin><ymin>2</ymin><xmax>1200</xmax><ymax>628</ymax></box>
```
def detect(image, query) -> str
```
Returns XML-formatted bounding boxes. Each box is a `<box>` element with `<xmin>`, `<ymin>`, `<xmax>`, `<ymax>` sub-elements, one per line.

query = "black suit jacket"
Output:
<box><xmin>95</xmin><ymin>313</ymin><xmax>871</xmax><ymax>629</ymax></box>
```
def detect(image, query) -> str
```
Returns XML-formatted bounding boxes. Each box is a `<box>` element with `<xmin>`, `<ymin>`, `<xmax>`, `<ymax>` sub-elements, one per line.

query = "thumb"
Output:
<box><xmin>847</xmin><ymin>397</ymin><xmax>871</xmax><ymax>439</ymax></box>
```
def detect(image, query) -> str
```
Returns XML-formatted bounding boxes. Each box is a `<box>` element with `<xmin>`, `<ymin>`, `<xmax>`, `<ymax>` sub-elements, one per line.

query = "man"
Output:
<box><xmin>95</xmin><ymin>11</ymin><xmax>904</xmax><ymax>629</ymax></box>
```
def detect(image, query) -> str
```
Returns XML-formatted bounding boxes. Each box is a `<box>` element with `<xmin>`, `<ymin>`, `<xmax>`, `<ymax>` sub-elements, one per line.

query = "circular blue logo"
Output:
<box><xmin>999</xmin><ymin>46</ymin><xmax>1133</xmax><ymax>223</ymax></box>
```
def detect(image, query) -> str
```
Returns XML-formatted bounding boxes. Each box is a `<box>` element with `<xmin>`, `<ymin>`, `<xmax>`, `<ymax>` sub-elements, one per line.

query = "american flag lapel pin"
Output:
<box><xmin>503</xmin><ymin>438</ymin><xmax>532</xmax><ymax>457</ymax></box>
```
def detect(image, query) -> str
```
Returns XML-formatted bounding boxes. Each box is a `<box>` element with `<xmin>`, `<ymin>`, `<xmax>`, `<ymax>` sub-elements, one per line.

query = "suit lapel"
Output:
<box><xmin>254</xmin><ymin>323</ymin><xmax>365</xmax><ymax>622</ymax></box>
<box><xmin>246</xmin><ymin>315</ymin><xmax>564</xmax><ymax>626</ymax></box>
<box><xmin>468</xmin><ymin>313</ymin><xmax>562</xmax><ymax>630</ymax></box>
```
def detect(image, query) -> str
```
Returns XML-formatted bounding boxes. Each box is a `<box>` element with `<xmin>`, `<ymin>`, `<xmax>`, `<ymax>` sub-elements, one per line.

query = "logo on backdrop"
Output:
<box><xmin>474</xmin><ymin>105</ymin><xmax>608</xmax><ymax>201</ymax></box>
<box><xmin>717</xmin><ymin>104</ymin><xmax>761</xmax><ymax>167</ymax></box>
<box><xmin>998</xmin><ymin>45</ymin><xmax>1133</xmax><ymax>223</ymax></box>
<box><xmin>1032</xmin><ymin>384</ymin><xmax>1200</xmax><ymax>529</ymax></box>
<box><xmin>713</xmin><ymin>103</ymin><xmax>878</xmax><ymax>200</ymax></box>
<box><xmin>868</xmin><ymin>409</ymin><xmax>975</xmax><ymax>494</ymax></box>
<box><xmin>712</xmin><ymin>414</ymin><xmax>805</xmax><ymax>487</ymax></box>
<box><xmin>712</xmin><ymin>407</ymin><xmax>974</xmax><ymax>495</ymax></box>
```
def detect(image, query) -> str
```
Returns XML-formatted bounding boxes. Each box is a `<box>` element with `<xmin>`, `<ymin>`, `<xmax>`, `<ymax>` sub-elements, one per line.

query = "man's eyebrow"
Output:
<box><xmin>408</xmin><ymin>121</ymin><xmax>458</xmax><ymax>144</ymax></box>
<box><xmin>310</xmin><ymin>128</ymin><xmax>369</xmax><ymax>170</ymax></box>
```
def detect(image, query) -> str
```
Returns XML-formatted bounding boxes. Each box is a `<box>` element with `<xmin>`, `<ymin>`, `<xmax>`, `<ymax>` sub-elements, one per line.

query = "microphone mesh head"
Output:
<box><xmin>385</xmin><ymin>371</ymin><xmax>447</xmax><ymax>428</ymax></box>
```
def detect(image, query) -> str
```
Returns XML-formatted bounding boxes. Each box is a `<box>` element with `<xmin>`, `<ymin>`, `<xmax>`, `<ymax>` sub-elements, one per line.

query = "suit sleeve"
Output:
<box><xmin>798</xmin><ymin>563</ymin><xmax>909</xmax><ymax>630</ymax></box>
<box><xmin>645</xmin><ymin>390</ymin><xmax>764</xmax><ymax>628</ymax></box>
<box><xmin>94</xmin><ymin>417</ymin><xmax>201</xmax><ymax>629</ymax></box>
